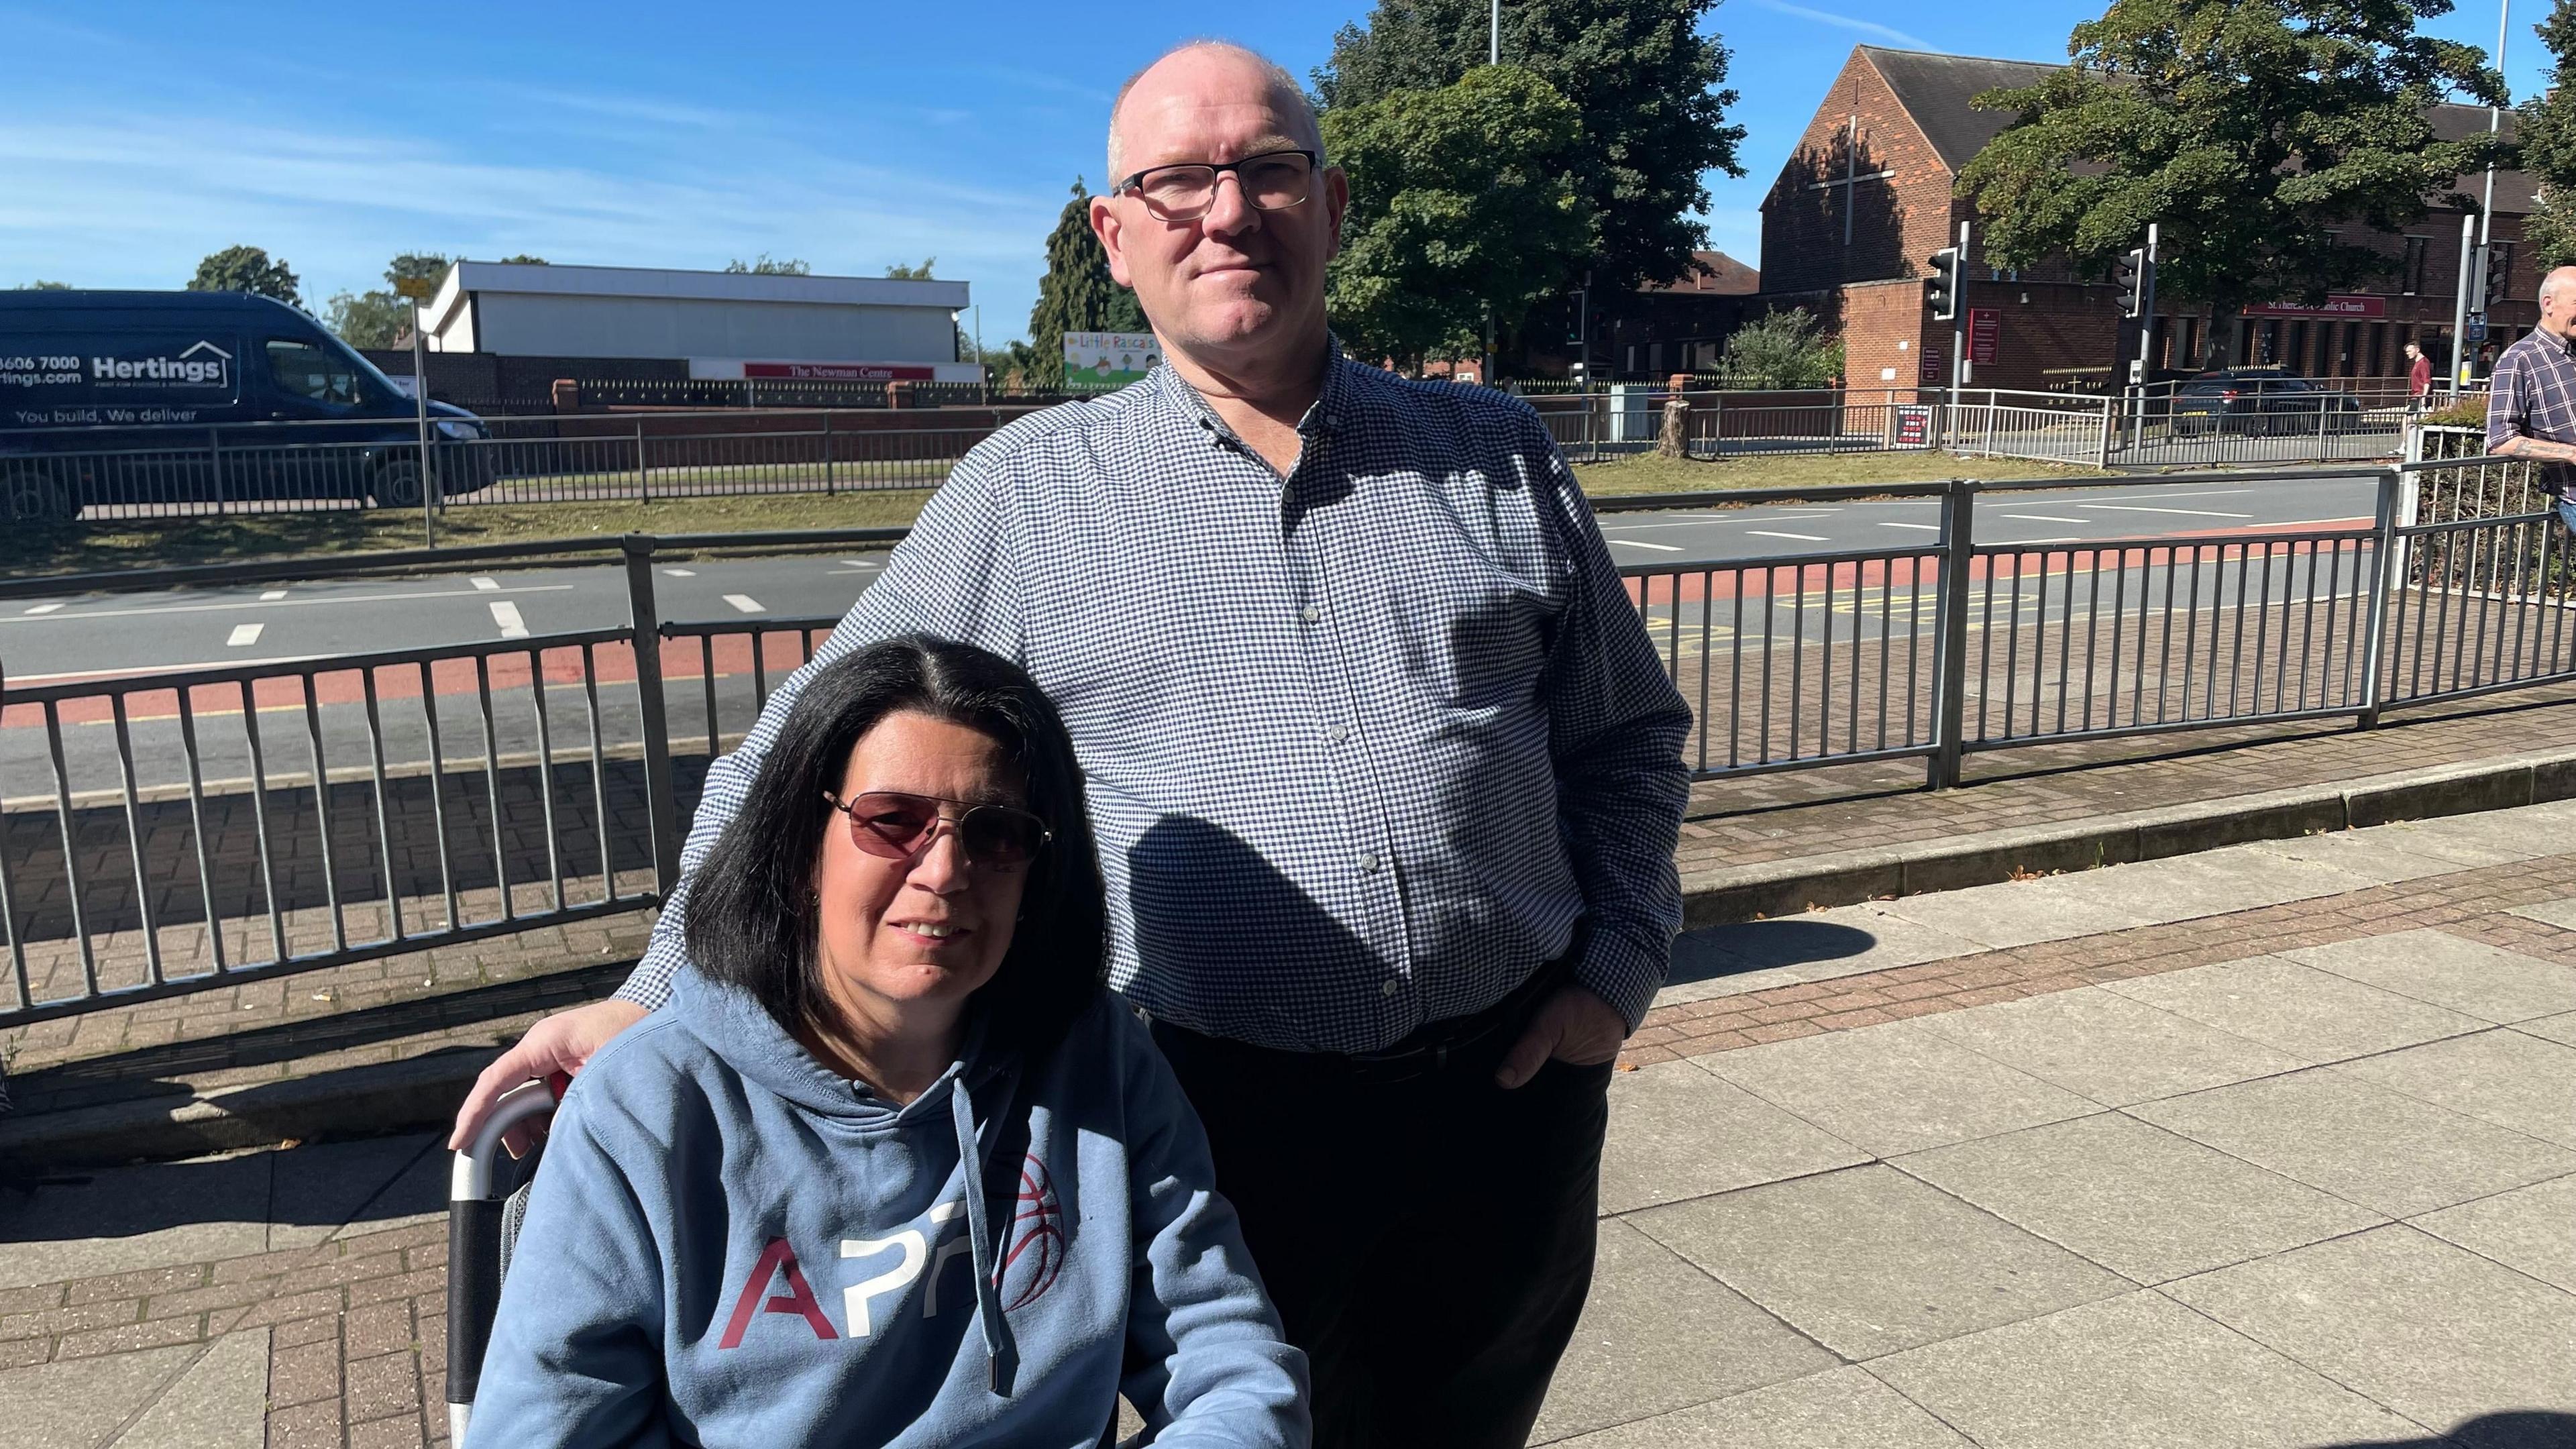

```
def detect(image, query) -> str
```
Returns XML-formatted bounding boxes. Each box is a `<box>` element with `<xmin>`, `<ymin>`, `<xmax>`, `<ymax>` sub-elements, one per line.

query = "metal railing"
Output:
<box><xmin>1617</xmin><ymin>458</ymin><xmax>2571</xmax><ymax>785</ymax></box>
<box><xmin>1</xmin><ymin>412</ymin><xmax>994</xmax><ymax>520</ymax></box>
<box><xmin>0</xmin><ymin>529</ymin><xmax>892</xmax><ymax>1029</ymax></box>
<box><xmin>6</xmin><ymin>459</ymin><xmax>2573</xmax><ymax>1026</ymax></box>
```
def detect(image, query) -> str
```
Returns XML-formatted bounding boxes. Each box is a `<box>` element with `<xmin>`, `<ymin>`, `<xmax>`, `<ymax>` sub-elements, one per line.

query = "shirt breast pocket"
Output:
<box><xmin>1387</xmin><ymin>550</ymin><xmax>1561</xmax><ymax>714</ymax></box>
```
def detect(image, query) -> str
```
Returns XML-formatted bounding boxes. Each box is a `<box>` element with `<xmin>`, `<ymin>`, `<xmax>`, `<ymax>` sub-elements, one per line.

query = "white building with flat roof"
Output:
<box><xmin>421</xmin><ymin>262</ymin><xmax>979</xmax><ymax>382</ymax></box>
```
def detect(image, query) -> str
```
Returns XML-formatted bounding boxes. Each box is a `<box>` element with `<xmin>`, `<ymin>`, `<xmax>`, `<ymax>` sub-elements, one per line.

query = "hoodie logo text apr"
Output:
<box><xmin>716</xmin><ymin>1156</ymin><xmax>1063</xmax><ymax>1349</ymax></box>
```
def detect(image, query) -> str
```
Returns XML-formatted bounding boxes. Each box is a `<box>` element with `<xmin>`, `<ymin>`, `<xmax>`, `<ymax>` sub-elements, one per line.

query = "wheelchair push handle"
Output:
<box><xmin>447</xmin><ymin>1078</ymin><xmax>555</xmax><ymax>1446</ymax></box>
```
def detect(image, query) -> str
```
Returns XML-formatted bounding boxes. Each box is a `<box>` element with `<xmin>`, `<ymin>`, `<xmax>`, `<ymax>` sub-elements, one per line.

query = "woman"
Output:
<box><xmin>466</xmin><ymin>636</ymin><xmax>1308</xmax><ymax>1448</ymax></box>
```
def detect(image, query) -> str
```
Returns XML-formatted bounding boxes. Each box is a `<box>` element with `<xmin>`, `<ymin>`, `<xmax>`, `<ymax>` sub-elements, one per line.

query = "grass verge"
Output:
<box><xmin>1572</xmin><ymin>449</ymin><xmax>2110</xmax><ymax>496</ymax></box>
<box><xmin>8</xmin><ymin>450</ymin><xmax>2110</xmax><ymax>577</ymax></box>
<box><xmin>4</xmin><ymin>490</ymin><xmax>938</xmax><ymax>577</ymax></box>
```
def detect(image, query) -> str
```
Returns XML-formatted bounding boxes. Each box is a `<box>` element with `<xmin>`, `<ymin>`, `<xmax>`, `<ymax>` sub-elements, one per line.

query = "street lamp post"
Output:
<box><xmin>2479</xmin><ymin>0</ymin><xmax>2510</xmax><ymax>255</ymax></box>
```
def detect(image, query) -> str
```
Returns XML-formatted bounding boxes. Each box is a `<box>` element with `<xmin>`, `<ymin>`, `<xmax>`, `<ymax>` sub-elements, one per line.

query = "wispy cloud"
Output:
<box><xmin>969</xmin><ymin>64</ymin><xmax>1115</xmax><ymax>106</ymax></box>
<box><xmin>0</xmin><ymin>111</ymin><xmax>1057</xmax><ymax>324</ymax></box>
<box><xmin>1748</xmin><ymin>0</ymin><xmax>1931</xmax><ymax>51</ymax></box>
<box><xmin>479</xmin><ymin>83</ymin><xmax>757</xmax><ymax>133</ymax></box>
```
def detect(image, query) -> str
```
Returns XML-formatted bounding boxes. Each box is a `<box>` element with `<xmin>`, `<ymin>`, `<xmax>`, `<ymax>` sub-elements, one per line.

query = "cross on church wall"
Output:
<box><xmin>1805</xmin><ymin>112</ymin><xmax>1895</xmax><ymax>247</ymax></box>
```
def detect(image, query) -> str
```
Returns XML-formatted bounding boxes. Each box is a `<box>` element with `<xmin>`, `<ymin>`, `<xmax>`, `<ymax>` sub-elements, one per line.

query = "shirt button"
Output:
<box><xmin>1359</xmin><ymin>853</ymin><xmax>1381</xmax><ymax>873</ymax></box>
<box><xmin>1301</xmin><ymin>603</ymin><xmax>1323</xmax><ymax>624</ymax></box>
<box><xmin>1330</xmin><ymin>723</ymin><xmax>1352</xmax><ymax>743</ymax></box>
<box><xmin>1380</xmin><ymin>977</ymin><xmax>1399</xmax><ymax>998</ymax></box>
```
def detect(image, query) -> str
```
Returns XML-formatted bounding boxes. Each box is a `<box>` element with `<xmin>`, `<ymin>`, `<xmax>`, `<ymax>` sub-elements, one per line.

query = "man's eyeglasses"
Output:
<box><xmin>823</xmin><ymin>790</ymin><xmax>1051</xmax><ymax>871</ymax></box>
<box><xmin>1114</xmin><ymin>149</ymin><xmax>1319</xmax><ymax>222</ymax></box>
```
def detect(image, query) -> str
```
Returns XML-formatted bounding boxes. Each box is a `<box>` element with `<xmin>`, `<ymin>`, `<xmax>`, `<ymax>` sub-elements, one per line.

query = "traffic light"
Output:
<box><xmin>2484</xmin><ymin>244</ymin><xmax>2512</xmax><ymax>311</ymax></box>
<box><xmin>2111</xmin><ymin>248</ymin><xmax>2147</xmax><ymax>319</ymax></box>
<box><xmin>1927</xmin><ymin>246</ymin><xmax>1961</xmax><ymax>321</ymax></box>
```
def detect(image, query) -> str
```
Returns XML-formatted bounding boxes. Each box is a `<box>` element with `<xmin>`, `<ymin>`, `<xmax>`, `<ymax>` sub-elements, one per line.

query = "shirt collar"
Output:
<box><xmin>1148</xmin><ymin>335</ymin><xmax>1353</xmax><ymax>443</ymax></box>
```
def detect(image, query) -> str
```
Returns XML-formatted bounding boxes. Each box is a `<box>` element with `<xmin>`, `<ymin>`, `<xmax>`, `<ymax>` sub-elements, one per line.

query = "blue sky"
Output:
<box><xmin>0</xmin><ymin>1</ymin><xmax>2546</xmax><ymax>343</ymax></box>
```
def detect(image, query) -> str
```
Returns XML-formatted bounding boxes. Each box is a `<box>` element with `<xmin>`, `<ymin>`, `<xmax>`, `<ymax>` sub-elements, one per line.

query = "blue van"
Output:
<box><xmin>0</xmin><ymin>290</ymin><xmax>491</xmax><ymax>521</ymax></box>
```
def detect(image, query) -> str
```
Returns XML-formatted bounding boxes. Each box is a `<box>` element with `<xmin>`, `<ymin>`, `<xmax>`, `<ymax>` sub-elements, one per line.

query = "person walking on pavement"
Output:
<box><xmin>2406</xmin><ymin>341</ymin><xmax>2432</xmax><ymax>413</ymax></box>
<box><xmin>2486</xmin><ymin>266</ymin><xmax>2576</xmax><ymax>533</ymax></box>
<box><xmin>448</xmin><ymin>38</ymin><xmax>1692</xmax><ymax>1449</ymax></box>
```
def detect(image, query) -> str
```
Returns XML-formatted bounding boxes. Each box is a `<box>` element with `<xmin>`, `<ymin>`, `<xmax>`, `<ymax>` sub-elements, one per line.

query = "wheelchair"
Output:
<box><xmin>445</xmin><ymin>1079</ymin><xmax>555</xmax><ymax>1445</ymax></box>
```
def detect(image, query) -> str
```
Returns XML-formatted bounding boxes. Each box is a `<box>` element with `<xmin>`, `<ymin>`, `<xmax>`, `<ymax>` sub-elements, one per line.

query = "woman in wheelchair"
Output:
<box><xmin>466</xmin><ymin>636</ymin><xmax>1308</xmax><ymax>1447</ymax></box>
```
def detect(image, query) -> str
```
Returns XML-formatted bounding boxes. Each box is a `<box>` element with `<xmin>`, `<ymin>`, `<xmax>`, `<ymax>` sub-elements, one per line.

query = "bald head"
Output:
<box><xmin>1106</xmin><ymin>41</ymin><xmax>1322</xmax><ymax>185</ymax></box>
<box><xmin>2542</xmin><ymin>266</ymin><xmax>2576</xmax><ymax>311</ymax></box>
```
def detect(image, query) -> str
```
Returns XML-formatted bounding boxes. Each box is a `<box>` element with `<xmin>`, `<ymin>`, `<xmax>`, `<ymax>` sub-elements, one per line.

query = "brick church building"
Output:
<box><xmin>1760</xmin><ymin>46</ymin><xmax>2538</xmax><ymax>394</ymax></box>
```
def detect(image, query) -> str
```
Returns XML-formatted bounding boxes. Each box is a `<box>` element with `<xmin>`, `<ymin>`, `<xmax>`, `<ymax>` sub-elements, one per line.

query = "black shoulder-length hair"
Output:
<box><xmin>682</xmin><ymin>635</ymin><xmax>1108</xmax><ymax>1057</ymax></box>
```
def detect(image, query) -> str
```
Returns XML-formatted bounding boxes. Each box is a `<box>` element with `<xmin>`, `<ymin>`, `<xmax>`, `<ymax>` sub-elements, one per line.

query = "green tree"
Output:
<box><xmin>1713</xmin><ymin>308</ymin><xmax>1842</xmax><ymax>389</ymax></box>
<box><xmin>186</xmin><ymin>246</ymin><xmax>301</xmax><ymax>305</ymax></box>
<box><xmin>725</xmin><ymin>254</ymin><xmax>810</xmax><ymax>274</ymax></box>
<box><xmin>324</xmin><ymin>254</ymin><xmax>456</xmax><ymax>350</ymax></box>
<box><xmin>1960</xmin><ymin>0</ymin><xmax>2505</xmax><ymax>362</ymax></box>
<box><xmin>495</xmin><ymin>254</ymin><xmax>549</xmax><ymax>264</ymax></box>
<box><xmin>387</xmin><ymin>253</ymin><xmax>453</xmax><ymax>289</ymax></box>
<box><xmin>14</xmin><ymin>280</ymin><xmax>71</xmax><ymax>289</ymax></box>
<box><xmin>1026</xmin><ymin>178</ymin><xmax>1146</xmax><ymax>355</ymax></box>
<box><xmin>1315</xmin><ymin>0</ymin><xmax>1742</xmax><ymax>294</ymax></box>
<box><xmin>883</xmin><ymin>258</ymin><xmax>938</xmax><ymax>279</ymax></box>
<box><xmin>324</xmin><ymin>290</ymin><xmax>411</xmax><ymax>349</ymax></box>
<box><xmin>1324</xmin><ymin>66</ymin><xmax>1595</xmax><ymax>368</ymax></box>
<box><xmin>2520</xmin><ymin>1</ymin><xmax>2576</xmax><ymax>266</ymax></box>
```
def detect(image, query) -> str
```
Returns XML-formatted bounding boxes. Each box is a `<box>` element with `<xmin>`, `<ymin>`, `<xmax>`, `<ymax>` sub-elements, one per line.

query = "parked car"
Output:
<box><xmin>1</xmin><ymin>290</ymin><xmax>492</xmax><ymax>521</ymax></box>
<box><xmin>2169</xmin><ymin>370</ymin><xmax>2365</xmax><ymax>436</ymax></box>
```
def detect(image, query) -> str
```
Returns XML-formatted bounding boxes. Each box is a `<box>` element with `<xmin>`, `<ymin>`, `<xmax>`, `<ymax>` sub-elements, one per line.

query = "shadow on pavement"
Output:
<box><xmin>1667</xmin><ymin>920</ymin><xmax>1879</xmax><ymax>986</ymax></box>
<box><xmin>5</xmin><ymin>957</ymin><xmax>635</xmax><ymax>1109</ymax></box>
<box><xmin>2318</xmin><ymin>1412</ymin><xmax>2576</xmax><ymax>1448</ymax></box>
<box><xmin>0</xmin><ymin>1128</ymin><xmax>447</xmax><ymax>1244</ymax></box>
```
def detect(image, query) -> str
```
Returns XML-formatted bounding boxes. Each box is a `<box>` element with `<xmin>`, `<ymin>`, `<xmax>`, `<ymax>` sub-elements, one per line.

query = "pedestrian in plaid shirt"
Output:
<box><xmin>2485</xmin><ymin>265</ymin><xmax>2576</xmax><ymax>532</ymax></box>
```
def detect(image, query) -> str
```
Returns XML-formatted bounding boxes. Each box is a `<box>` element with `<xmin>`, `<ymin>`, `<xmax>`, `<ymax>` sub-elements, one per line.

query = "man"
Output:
<box><xmin>2486</xmin><ymin>266</ymin><xmax>2576</xmax><ymax>533</ymax></box>
<box><xmin>450</xmin><ymin>40</ymin><xmax>1690</xmax><ymax>1448</ymax></box>
<box><xmin>2406</xmin><ymin>340</ymin><xmax>2431</xmax><ymax>413</ymax></box>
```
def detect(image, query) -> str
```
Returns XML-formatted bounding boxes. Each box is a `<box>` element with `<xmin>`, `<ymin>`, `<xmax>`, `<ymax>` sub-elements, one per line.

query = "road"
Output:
<box><xmin>1</xmin><ymin>472</ymin><xmax>2379</xmax><ymax>686</ymax></box>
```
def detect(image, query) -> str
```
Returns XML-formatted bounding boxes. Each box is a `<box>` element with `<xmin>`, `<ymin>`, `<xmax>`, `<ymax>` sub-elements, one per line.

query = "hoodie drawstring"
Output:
<box><xmin>949</xmin><ymin>1075</ymin><xmax>1016</xmax><ymax>1395</ymax></box>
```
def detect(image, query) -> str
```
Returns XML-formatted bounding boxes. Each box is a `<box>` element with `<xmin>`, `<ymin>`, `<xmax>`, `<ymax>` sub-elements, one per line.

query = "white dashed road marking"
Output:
<box><xmin>663</xmin><ymin>568</ymin><xmax>695</xmax><ymax>578</ymax></box>
<box><xmin>472</xmin><ymin>576</ymin><xmax>500</xmax><ymax>591</ymax></box>
<box><xmin>490</xmin><ymin>601</ymin><xmax>529</xmax><ymax>639</ymax></box>
<box><xmin>841</xmin><ymin>559</ymin><xmax>878</xmax><ymax>568</ymax></box>
<box><xmin>2004</xmin><ymin>515</ymin><xmax>2089</xmax><ymax>524</ymax></box>
<box><xmin>1877</xmin><ymin>522</ymin><xmax>1941</xmax><ymax>531</ymax></box>
<box><xmin>1746</xmin><ymin>531</ymin><xmax>1829</xmax><ymax>542</ymax></box>
<box><xmin>226</xmin><ymin>623</ymin><xmax>264</xmax><ymax>647</ymax></box>
<box><xmin>724</xmin><ymin>594</ymin><xmax>766</xmax><ymax>614</ymax></box>
<box><xmin>1607</xmin><ymin>538</ymin><xmax>1683</xmax><ymax>552</ymax></box>
<box><xmin>23</xmin><ymin>603</ymin><xmax>62</xmax><ymax>615</ymax></box>
<box><xmin>2080</xmin><ymin>504</ymin><xmax>2254</xmax><ymax>519</ymax></box>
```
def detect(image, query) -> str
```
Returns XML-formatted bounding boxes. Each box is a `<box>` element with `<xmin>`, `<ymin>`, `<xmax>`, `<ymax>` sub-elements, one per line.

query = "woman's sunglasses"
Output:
<box><xmin>822</xmin><ymin>790</ymin><xmax>1051</xmax><ymax>871</ymax></box>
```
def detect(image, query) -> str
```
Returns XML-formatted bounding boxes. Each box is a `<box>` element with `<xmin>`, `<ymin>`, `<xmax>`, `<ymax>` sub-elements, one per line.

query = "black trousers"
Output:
<box><xmin>1153</xmin><ymin>1007</ymin><xmax>1612</xmax><ymax>1449</ymax></box>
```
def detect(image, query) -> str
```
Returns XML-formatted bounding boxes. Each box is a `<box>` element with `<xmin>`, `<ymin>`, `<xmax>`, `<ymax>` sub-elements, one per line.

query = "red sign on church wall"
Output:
<box><xmin>1968</xmin><ymin>309</ymin><xmax>2001</xmax><ymax>366</ymax></box>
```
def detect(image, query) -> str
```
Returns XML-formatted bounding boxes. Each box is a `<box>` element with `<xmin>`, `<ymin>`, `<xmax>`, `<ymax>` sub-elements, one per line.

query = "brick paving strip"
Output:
<box><xmin>1623</xmin><ymin>845</ymin><xmax>2576</xmax><ymax>1065</ymax></box>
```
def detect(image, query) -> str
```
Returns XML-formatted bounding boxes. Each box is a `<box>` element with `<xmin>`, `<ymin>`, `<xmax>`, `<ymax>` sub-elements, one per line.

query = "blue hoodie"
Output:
<box><xmin>464</xmin><ymin>969</ymin><xmax>1309</xmax><ymax>1448</ymax></box>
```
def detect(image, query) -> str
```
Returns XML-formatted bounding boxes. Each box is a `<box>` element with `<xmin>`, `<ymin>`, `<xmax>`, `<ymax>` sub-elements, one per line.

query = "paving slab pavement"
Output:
<box><xmin>7</xmin><ymin>803</ymin><xmax>2576</xmax><ymax>1446</ymax></box>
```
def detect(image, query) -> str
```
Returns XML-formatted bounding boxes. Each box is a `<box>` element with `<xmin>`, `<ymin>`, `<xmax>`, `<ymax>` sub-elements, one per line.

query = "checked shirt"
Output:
<box><xmin>2486</xmin><ymin>327</ymin><xmax>2576</xmax><ymax>498</ymax></box>
<box><xmin>617</xmin><ymin>354</ymin><xmax>1693</xmax><ymax>1054</ymax></box>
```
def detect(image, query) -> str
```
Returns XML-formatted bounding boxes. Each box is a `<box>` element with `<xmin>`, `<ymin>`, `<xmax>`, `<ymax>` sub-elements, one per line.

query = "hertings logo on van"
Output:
<box><xmin>91</xmin><ymin>340</ymin><xmax>233</xmax><ymax>388</ymax></box>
